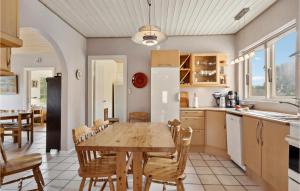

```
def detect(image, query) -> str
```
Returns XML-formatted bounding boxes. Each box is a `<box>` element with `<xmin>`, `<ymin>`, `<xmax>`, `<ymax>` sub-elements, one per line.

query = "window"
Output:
<box><xmin>272</xmin><ymin>31</ymin><xmax>297</xmax><ymax>97</ymax></box>
<box><xmin>244</xmin><ymin>28</ymin><xmax>297</xmax><ymax>99</ymax></box>
<box><xmin>39</xmin><ymin>78</ymin><xmax>47</xmax><ymax>107</ymax></box>
<box><xmin>250</xmin><ymin>48</ymin><xmax>266</xmax><ymax>97</ymax></box>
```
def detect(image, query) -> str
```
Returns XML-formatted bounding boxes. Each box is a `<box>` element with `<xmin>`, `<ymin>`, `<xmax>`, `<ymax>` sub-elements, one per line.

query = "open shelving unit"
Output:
<box><xmin>179</xmin><ymin>53</ymin><xmax>228</xmax><ymax>88</ymax></box>
<box><xmin>180</xmin><ymin>54</ymin><xmax>191</xmax><ymax>86</ymax></box>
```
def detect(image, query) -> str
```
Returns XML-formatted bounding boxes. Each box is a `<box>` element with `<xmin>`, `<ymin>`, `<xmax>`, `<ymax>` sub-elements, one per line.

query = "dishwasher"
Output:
<box><xmin>226</xmin><ymin>113</ymin><xmax>245</xmax><ymax>170</ymax></box>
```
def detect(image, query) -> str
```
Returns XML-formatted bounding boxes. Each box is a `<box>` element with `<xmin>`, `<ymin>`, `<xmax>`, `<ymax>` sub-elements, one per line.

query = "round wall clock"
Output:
<box><xmin>75</xmin><ymin>69</ymin><xmax>82</xmax><ymax>80</ymax></box>
<box><xmin>132</xmin><ymin>72</ymin><xmax>148</xmax><ymax>88</ymax></box>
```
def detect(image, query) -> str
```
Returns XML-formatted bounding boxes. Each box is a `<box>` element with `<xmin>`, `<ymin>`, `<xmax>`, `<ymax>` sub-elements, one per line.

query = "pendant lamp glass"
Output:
<box><xmin>132</xmin><ymin>0</ymin><xmax>167</xmax><ymax>46</ymax></box>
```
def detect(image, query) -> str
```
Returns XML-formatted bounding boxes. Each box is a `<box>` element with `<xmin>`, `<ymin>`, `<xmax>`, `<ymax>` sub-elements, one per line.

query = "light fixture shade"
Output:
<box><xmin>132</xmin><ymin>25</ymin><xmax>167</xmax><ymax>46</ymax></box>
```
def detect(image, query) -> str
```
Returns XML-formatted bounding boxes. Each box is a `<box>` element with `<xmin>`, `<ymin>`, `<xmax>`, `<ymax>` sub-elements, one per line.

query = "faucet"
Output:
<box><xmin>279</xmin><ymin>98</ymin><xmax>300</xmax><ymax>117</ymax></box>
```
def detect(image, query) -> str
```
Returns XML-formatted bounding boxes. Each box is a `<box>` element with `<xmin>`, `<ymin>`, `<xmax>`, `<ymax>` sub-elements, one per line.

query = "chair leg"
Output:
<box><xmin>31</xmin><ymin>129</ymin><xmax>34</xmax><ymax>143</ymax></box>
<box><xmin>144</xmin><ymin>176</ymin><xmax>152</xmax><ymax>191</ymax></box>
<box><xmin>88</xmin><ymin>178</ymin><xmax>93</xmax><ymax>191</ymax></box>
<box><xmin>79</xmin><ymin>177</ymin><xmax>86</xmax><ymax>191</ymax></box>
<box><xmin>176</xmin><ymin>179</ymin><xmax>185</xmax><ymax>191</ymax></box>
<box><xmin>18</xmin><ymin>130</ymin><xmax>21</xmax><ymax>148</ymax></box>
<box><xmin>33</xmin><ymin>167</ymin><xmax>43</xmax><ymax>191</ymax></box>
<box><xmin>27</xmin><ymin>131</ymin><xmax>29</xmax><ymax>142</ymax></box>
<box><xmin>108</xmin><ymin>176</ymin><xmax>115</xmax><ymax>191</ymax></box>
<box><xmin>100</xmin><ymin>180</ymin><xmax>107</xmax><ymax>191</ymax></box>
<box><xmin>37</xmin><ymin>167</ymin><xmax>45</xmax><ymax>186</ymax></box>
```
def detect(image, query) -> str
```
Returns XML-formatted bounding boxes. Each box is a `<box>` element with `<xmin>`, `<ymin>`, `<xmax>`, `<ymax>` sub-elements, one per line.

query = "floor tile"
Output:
<box><xmin>204</xmin><ymin>185</ymin><xmax>226</xmax><ymax>191</ymax></box>
<box><xmin>45</xmin><ymin>179</ymin><xmax>69</xmax><ymax>190</ymax></box>
<box><xmin>224</xmin><ymin>185</ymin><xmax>246</xmax><ymax>191</ymax></box>
<box><xmin>244</xmin><ymin>186</ymin><xmax>264</xmax><ymax>191</ymax></box>
<box><xmin>55</xmin><ymin>170</ymin><xmax>77</xmax><ymax>180</ymax></box>
<box><xmin>227</xmin><ymin>167</ymin><xmax>245</xmax><ymax>176</ymax></box>
<box><xmin>235</xmin><ymin>176</ymin><xmax>257</xmax><ymax>186</ymax></box>
<box><xmin>184</xmin><ymin>184</ymin><xmax>205</xmax><ymax>191</ymax></box>
<box><xmin>195</xmin><ymin>166</ymin><xmax>214</xmax><ymax>175</ymax></box>
<box><xmin>198</xmin><ymin>175</ymin><xmax>220</xmax><ymax>185</ymax></box>
<box><xmin>207</xmin><ymin>160</ymin><xmax>223</xmax><ymax>167</ymax></box>
<box><xmin>220</xmin><ymin>161</ymin><xmax>237</xmax><ymax>168</ymax></box>
<box><xmin>202</xmin><ymin>154</ymin><xmax>217</xmax><ymax>161</ymax></box>
<box><xmin>191</xmin><ymin>159</ymin><xmax>208</xmax><ymax>167</ymax></box>
<box><xmin>217</xmin><ymin>175</ymin><xmax>240</xmax><ymax>186</ymax></box>
<box><xmin>211</xmin><ymin>167</ymin><xmax>231</xmax><ymax>175</ymax></box>
<box><xmin>184</xmin><ymin>166</ymin><xmax>196</xmax><ymax>174</ymax></box>
<box><xmin>189</xmin><ymin>153</ymin><xmax>202</xmax><ymax>159</ymax></box>
<box><xmin>183</xmin><ymin>173</ymin><xmax>201</xmax><ymax>184</ymax></box>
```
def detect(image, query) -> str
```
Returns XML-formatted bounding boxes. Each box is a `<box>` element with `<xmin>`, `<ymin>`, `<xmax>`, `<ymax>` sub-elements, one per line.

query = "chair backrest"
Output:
<box><xmin>0</xmin><ymin>139</ymin><xmax>7</xmax><ymax>163</ymax></box>
<box><xmin>177</xmin><ymin>126</ymin><xmax>193</xmax><ymax>175</ymax></box>
<box><xmin>128</xmin><ymin>112</ymin><xmax>149</xmax><ymax>122</ymax></box>
<box><xmin>104</xmin><ymin>108</ymin><xmax>108</xmax><ymax>121</ymax></box>
<box><xmin>92</xmin><ymin>119</ymin><xmax>109</xmax><ymax>133</ymax></box>
<box><xmin>19</xmin><ymin>112</ymin><xmax>34</xmax><ymax>127</ymax></box>
<box><xmin>72</xmin><ymin>125</ymin><xmax>98</xmax><ymax>168</ymax></box>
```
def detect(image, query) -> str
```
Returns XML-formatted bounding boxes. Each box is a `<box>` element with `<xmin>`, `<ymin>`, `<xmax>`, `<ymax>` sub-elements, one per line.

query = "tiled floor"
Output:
<box><xmin>1</xmin><ymin>129</ymin><xmax>263</xmax><ymax>191</ymax></box>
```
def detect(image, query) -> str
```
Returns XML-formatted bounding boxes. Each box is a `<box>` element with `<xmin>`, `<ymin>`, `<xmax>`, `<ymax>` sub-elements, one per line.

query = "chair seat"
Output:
<box><xmin>78</xmin><ymin>157</ymin><xmax>116</xmax><ymax>177</ymax></box>
<box><xmin>2</xmin><ymin>153</ymin><xmax>42</xmax><ymax>176</ymax></box>
<box><xmin>144</xmin><ymin>161</ymin><xmax>182</xmax><ymax>181</ymax></box>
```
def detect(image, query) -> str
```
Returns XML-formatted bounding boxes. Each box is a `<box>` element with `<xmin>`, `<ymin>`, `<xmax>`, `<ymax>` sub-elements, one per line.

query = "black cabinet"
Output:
<box><xmin>46</xmin><ymin>76</ymin><xmax>61</xmax><ymax>152</ymax></box>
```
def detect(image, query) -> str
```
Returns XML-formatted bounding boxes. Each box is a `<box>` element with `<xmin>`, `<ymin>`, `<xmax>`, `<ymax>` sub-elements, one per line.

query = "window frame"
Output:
<box><xmin>242</xmin><ymin>27</ymin><xmax>297</xmax><ymax>101</ymax></box>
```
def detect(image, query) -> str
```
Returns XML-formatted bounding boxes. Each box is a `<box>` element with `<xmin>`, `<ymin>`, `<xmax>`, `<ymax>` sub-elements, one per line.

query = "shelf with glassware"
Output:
<box><xmin>180</xmin><ymin>53</ymin><xmax>228</xmax><ymax>88</ymax></box>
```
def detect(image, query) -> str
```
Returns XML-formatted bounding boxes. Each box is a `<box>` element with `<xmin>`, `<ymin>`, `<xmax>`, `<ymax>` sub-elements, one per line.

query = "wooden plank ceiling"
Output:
<box><xmin>39</xmin><ymin>0</ymin><xmax>276</xmax><ymax>37</ymax></box>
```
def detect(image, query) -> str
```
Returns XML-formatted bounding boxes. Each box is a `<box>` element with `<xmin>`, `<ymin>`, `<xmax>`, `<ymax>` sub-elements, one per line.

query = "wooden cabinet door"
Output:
<box><xmin>242</xmin><ymin>116</ymin><xmax>262</xmax><ymax>176</ymax></box>
<box><xmin>261</xmin><ymin>120</ymin><xmax>289</xmax><ymax>191</ymax></box>
<box><xmin>151</xmin><ymin>50</ymin><xmax>180</xmax><ymax>67</ymax></box>
<box><xmin>205</xmin><ymin>111</ymin><xmax>226</xmax><ymax>150</ymax></box>
<box><xmin>181</xmin><ymin>116</ymin><xmax>205</xmax><ymax>146</ymax></box>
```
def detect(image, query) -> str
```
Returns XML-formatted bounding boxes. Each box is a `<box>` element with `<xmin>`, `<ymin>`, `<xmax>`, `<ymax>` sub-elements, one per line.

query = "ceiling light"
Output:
<box><xmin>132</xmin><ymin>0</ymin><xmax>167</xmax><ymax>46</ymax></box>
<box><xmin>234</xmin><ymin>8</ymin><xmax>250</xmax><ymax>21</ymax></box>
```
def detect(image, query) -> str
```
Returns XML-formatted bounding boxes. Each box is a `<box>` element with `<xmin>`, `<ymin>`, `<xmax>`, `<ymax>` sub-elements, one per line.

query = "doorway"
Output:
<box><xmin>88</xmin><ymin>56</ymin><xmax>127</xmax><ymax>125</ymax></box>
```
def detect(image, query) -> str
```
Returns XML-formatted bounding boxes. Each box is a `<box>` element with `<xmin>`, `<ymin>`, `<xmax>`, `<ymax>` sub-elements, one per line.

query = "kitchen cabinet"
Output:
<box><xmin>151</xmin><ymin>50</ymin><xmax>180</xmax><ymax>67</ymax></box>
<box><xmin>261</xmin><ymin>120</ymin><xmax>289</xmax><ymax>191</ymax></box>
<box><xmin>0</xmin><ymin>0</ymin><xmax>23</xmax><ymax>47</ymax></box>
<box><xmin>180</xmin><ymin>111</ymin><xmax>205</xmax><ymax>146</ymax></box>
<box><xmin>242</xmin><ymin>116</ymin><xmax>262</xmax><ymax>176</ymax></box>
<box><xmin>205</xmin><ymin>111</ymin><xmax>227</xmax><ymax>150</ymax></box>
<box><xmin>0</xmin><ymin>48</ymin><xmax>13</xmax><ymax>76</ymax></box>
<box><xmin>243</xmin><ymin>116</ymin><xmax>289</xmax><ymax>191</ymax></box>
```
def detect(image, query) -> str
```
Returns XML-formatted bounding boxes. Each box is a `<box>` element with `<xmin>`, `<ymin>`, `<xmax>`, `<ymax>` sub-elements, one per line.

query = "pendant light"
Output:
<box><xmin>132</xmin><ymin>0</ymin><xmax>167</xmax><ymax>46</ymax></box>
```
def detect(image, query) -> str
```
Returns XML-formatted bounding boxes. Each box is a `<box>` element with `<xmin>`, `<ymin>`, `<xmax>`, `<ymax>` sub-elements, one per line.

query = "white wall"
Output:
<box><xmin>20</xmin><ymin>0</ymin><xmax>87</xmax><ymax>151</ymax></box>
<box><xmin>0</xmin><ymin>53</ymin><xmax>59</xmax><ymax>109</ymax></box>
<box><xmin>234</xmin><ymin>0</ymin><xmax>299</xmax><ymax>114</ymax></box>
<box><xmin>87</xmin><ymin>35</ymin><xmax>235</xmax><ymax>112</ymax></box>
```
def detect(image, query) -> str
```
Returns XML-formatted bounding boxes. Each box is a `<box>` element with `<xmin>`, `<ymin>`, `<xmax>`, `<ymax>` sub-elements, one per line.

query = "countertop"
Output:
<box><xmin>181</xmin><ymin>107</ymin><xmax>300</xmax><ymax>127</ymax></box>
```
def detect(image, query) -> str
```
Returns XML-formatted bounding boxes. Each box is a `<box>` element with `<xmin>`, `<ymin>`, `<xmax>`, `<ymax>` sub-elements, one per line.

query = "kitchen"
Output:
<box><xmin>1</xmin><ymin>0</ymin><xmax>300</xmax><ymax>191</ymax></box>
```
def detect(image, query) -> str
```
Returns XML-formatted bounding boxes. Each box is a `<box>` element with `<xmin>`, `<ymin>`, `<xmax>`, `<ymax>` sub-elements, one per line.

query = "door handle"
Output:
<box><xmin>260</xmin><ymin>121</ymin><xmax>263</xmax><ymax>146</ymax></box>
<box><xmin>256</xmin><ymin>121</ymin><xmax>260</xmax><ymax>144</ymax></box>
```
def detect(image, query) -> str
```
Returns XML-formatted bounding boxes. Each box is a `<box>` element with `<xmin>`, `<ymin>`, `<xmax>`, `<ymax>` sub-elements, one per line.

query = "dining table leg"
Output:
<box><xmin>116</xmin><ymin>152</ymin><xmax>127</xmax><ymax>191</ymax></box>
<box><xmin>132</xmin><ymin>152</ymin><xmax>143</xmax><ymax>191</ymax></box>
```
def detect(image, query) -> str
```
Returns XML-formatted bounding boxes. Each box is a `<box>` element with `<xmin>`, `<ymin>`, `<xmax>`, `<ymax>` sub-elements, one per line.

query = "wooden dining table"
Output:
<box><xmin>77</xmin><ymin>122</ymin><xmax>176</xmax><ymax>191</ymax></box>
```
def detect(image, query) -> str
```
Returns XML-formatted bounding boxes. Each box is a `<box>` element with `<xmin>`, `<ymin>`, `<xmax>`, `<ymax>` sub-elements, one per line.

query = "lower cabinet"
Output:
<box><xmin>205</xmin><ymin>111</ymin><xmax>227</xmax><ymax>150</ymax></box>
<box><xmin>242</xmin><ymin>116</ymin><xmax>289</xmax><ymax>191</ymax></box>
<box><xmin>261</xmin><ymin>120</ymin><xmax>289</xmax><ymax>191</ymax></box>
<box><xmin>180</xmin><ymin>111</ymin><xmax>205</xmax><ymax>146</ymax></box>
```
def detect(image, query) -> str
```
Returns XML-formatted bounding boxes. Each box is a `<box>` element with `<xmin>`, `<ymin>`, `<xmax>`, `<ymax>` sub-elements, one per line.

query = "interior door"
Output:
<box><xmin>261</xmin><ymin>120</ymin><xmax>289</xmax><ymax>191</ymax></box>
<box><xmin>242</xmin><ymin>116</ymin><xmax>262</xmax><ymax>176</ymax></box>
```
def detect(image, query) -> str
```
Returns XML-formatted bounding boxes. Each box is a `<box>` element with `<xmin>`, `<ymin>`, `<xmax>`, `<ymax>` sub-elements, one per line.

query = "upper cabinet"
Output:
<box><xmin>180</xmin><ymin>53</ymin><xmax>228</xmax><ymax>88</ymax></box>
<box><xmin>0</xmin><ymin>0</ymin><xmax>23</xmax><ymax>47</ymax></box>
<box><xmin>151</xmin><ymin>50</ymin><xmax>180</xmax><ymax>67</ymax></box>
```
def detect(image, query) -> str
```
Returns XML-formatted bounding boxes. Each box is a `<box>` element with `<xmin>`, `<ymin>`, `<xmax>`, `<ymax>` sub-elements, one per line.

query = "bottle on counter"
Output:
<box><xmin>235</xmin><ymin>91</ymin><xmax>240</xmax><ymax>105</ymax></box>
<box><xmin>193</xmin><ymin>93</ymin><xmax>199</xmax><ymax>108</ymax></box>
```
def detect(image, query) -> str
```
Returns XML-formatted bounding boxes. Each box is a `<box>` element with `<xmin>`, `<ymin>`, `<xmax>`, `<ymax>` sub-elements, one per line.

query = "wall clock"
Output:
<box><xmin>132</xmin><ymin>72</ymin><xmax>148</xmax><ymax>88</ymax></box>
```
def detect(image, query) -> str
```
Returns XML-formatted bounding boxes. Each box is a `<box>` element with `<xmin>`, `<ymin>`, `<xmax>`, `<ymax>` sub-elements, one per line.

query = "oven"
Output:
<box><xmin>286</xmin><ymin>135</ymin><xmax>300</xmax><ymax>191</ymax></box>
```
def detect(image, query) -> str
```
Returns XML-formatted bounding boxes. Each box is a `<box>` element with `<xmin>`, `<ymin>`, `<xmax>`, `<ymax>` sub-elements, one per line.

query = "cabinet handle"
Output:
<box><xmin>260</xmin><ymin>121</ymin><xmax>263</xmax><ymax>146</ymax></box>
<box><xmin>256</xmin><ymin>121</ymin><xmax>260</xmax><ymax>144</ymax></box>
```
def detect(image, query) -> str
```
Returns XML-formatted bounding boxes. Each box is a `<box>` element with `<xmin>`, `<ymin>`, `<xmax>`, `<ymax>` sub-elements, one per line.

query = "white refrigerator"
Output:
<box><xmin>151</xmin><ymin>67</ymin><xmax>180</xmax><ymax>122</ymax></box>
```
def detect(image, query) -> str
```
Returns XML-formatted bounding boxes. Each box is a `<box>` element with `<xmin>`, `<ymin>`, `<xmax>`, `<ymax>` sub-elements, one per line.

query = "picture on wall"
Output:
<box><xmin>32</xmin><ymin>80</ymin><xmax>38</xmax><ymax>88</ymax></box>
<box><xmin>0</xmin><ymin>75</ymin><xmax>18</xmax><ymax>95</ymax></box>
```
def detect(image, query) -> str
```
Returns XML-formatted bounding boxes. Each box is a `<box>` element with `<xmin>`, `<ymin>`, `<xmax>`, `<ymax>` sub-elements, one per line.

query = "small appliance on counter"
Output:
<box><xmin>193</xmin><ymin>93</ymin><xmax>199</xmax><ymax>108</ymax></box>
<box><xmin>225</xmin><ymin>91</ymin><xmax>240</xmax><ymax>108</ymax></box>
<box><xmin>212</xmin><ymin>92</ymin><xmax>226</xmax><ymax>108</ymax></box>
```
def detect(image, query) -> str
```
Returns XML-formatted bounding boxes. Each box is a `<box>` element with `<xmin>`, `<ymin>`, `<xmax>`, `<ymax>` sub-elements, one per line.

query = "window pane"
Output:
<box><xmin>274</xmin><ymin>31</ymin><xmax>296</xmax><ymax>96</ymax></box>
<box><xmin>251</xmin><ymin>49</ymin><xmax>266</xmax><ymax>96</ymax></box>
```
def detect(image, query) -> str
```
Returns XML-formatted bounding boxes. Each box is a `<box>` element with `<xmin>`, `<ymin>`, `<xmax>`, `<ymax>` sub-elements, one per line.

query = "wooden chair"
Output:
<box><xmin>2</xmin><ymin>112</ymin><xmax>34</xmax><ymax>148</ymax></box>
<box><xmin>146</xmin><ymin>119</ymin><xmax>181</xmax><ymax>160</ymax></box>
<box><xmin>92</xmin><ymin>119</ymin><xmax>109</xmax><ymax>133</ymax></box>
<box><xmin>143</xmin><ymin>127</ymin><xmax>193</xmax><ymax>191</ymax></box>
<box><xmin>72</xmin><ymin>125</ymin><xmax>116</xmax><ymax>191</ymax></box>
<box><xmin>32</xmin><ymin>107</ymin><xmax>44</xmax><ymax>127</ymax></box>
<box><xmin>0</xmin><ymin>140</ymin><xmax>44</xmax><ymax>191</ymax></box>
<box><xmin>128</xmin><ymin>112</ymin><xmax>149</xmax><ymax>122</ymax></box>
